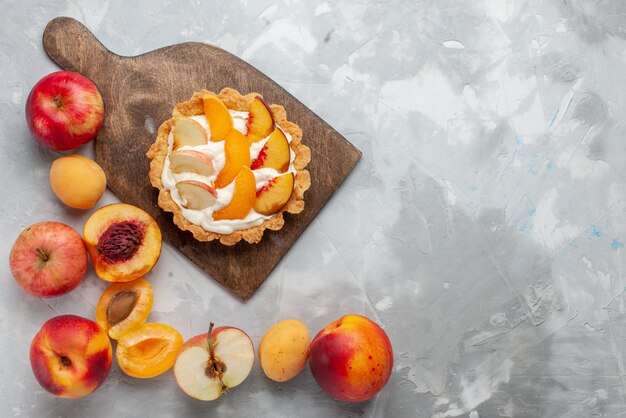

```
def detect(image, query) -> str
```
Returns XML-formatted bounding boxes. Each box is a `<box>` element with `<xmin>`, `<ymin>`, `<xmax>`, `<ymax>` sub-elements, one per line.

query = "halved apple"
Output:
<box><xmin>176</xmin><ymin>180</ymin><xmax>217</xmax><ymax>210</ymax></box>
<box><xmin>214</xmin><ymin>129</ymin><xmax>250</xmax><ymax>189</ymax></box>
<box><xmin>254</xmin><ymin>173</ymin><xmax>294</xmax><ymax>216</ymax></box>
<box><xmin>203</xmin><ymin>94</ymin><xmax>233</xmax><ymax>142</ymax></box>
<box><xmin>250</xmin><ymin>128</ymin><xmax>290</xmax><ymax>172</ymax></box>
<box><xmin>172</xmin><ymin>117</ymin><xmax>208</xmax><ymax>149</ymax></box>
<box><xmin>174</xmin><ymin>323</ymin><xmax>255</xmax><ymax>401</ymax></box>
<box><xmin>213</xmin><ymin>167</ymin><xmax>256</xmax><ymax>221</ymax></box>
<box><xmin>246</xmin><ymin>96</ymin><xmax>274</xmax><ymax>142</ymax></box>
<box><xmin>169</xmin><ymin>150</ymin><xmax>215</xmax><ymax>177</ymax></box>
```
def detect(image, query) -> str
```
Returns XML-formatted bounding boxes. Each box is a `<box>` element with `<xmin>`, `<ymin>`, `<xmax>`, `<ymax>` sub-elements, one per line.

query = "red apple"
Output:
<box><xmin>30</xmin><ymin>315</ymin><xmax>112</xmax><ymax>398</ymax></box>
<box><xmin>25</xmin><ymin>71</ymin><xmax>104</xmax><ymax>151</ymax></box>
<box><xmin>309</xmin><ymin>314</ymin><xmax>393</xmax><ymax>402</ymax></box>
<box><xmin>174</xmin><ymin>323</ymin><xmax>254</xmax><ymax>401</ymax></box>
<box><xmin>9</xmin><ymin>221</ymin><xmax>87</xmax><ymax>297</ymax></box>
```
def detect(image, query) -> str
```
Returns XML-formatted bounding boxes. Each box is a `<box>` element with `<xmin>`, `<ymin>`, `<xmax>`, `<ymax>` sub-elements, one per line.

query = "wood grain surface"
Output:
<box><xmin>42</xmin><ymin>17</ymin><xmax>361</xmax><ymax>300</ymax></box>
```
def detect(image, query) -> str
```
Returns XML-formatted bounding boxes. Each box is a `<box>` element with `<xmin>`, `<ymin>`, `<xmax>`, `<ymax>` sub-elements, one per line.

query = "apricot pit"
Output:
<box><xmin>96</xmin><ymin>278</ymin><xmax>153</xmax><ymax>340</ymax></box>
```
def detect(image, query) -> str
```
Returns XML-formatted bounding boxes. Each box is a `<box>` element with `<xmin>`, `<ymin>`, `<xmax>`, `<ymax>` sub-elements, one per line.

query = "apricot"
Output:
<box><xmin>258</xmin><ymin>319</ymin><xmax>310</xmax><ymax>382</ymax></box>
<box><xmin>116</xmin><ymin>323</ymin><xmax>183</xmax><ymax>378</ymax></box>
<box><xmin>95</xmin><ymin>278</ymin><xmax>153</xmax><ymax>340</ymax></box>
<box><xmin>309</xmin><ymin>314</ymin><xmax>393</xmax><ymax>402</ymax></box>
<box><xmin>212</xmin><ymin>167</ymin><xmax>256</xmax><ymax>221</ymax></box>
<box><xmin>83</xmin><ymin>203</ymin><xmax>162</xmax><ymax>282</ymax></box>
<box><xmin>49</xmin><ymin>155</ymin><xmax>106</xmax><ymax>209</ymax></box>
<box><xmin>214</xmin><ymin>128</ymin><xmax>250</xmax><ymax>189</ymax></box>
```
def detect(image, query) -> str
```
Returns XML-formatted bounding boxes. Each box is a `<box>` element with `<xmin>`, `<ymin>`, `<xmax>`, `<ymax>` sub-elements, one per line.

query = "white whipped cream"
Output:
<box><xmin>161</xmin><ymin>113</ymin><xmax>296</xmax><ymax>234</ymax></box>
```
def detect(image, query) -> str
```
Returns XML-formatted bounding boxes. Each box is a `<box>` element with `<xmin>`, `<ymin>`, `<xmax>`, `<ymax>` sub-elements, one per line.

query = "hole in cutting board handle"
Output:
<box><xmin>43</xmin><ymin>16</ymin><xmax>118</xmax><ymax>75</ymax></box>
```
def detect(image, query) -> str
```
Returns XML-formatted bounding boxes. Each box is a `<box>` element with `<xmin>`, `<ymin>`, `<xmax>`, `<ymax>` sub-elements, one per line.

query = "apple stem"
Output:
<box><xmin>205</xmin><ymin>322</ymin><xmax>227</xmax><ymax>385</ymax></box>
<box><xmin>60</xmin><ymin>356</ymin><xmax>71</xmax><ymax>367</ymax></box>
<box><xmin>35</xmin><ymin>247</ymin><xmax>49</xmax><ymax>262</ymax></box>
<box><xmin>53</xmin><ymin>96</ymin><xmax>62</xmax><ymax>108</ymax></box>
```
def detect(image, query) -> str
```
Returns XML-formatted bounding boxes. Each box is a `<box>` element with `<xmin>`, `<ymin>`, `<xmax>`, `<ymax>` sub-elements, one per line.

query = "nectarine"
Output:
<box><xmin>30</xmin><ymin>315</ymin><xmax>112</xmax><ymax>398</ymax></box>
<box><xmin>309</xmin><ymin>314</ymin><xmax>393</xmax><ymax>402</ymax></box>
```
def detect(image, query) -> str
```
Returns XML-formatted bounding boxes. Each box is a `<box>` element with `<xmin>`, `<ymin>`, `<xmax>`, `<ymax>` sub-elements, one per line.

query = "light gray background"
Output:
<box><xmin>2</xmin><ymin>0</ymin><xmax>626</xmax><ymax>417</ymax></box>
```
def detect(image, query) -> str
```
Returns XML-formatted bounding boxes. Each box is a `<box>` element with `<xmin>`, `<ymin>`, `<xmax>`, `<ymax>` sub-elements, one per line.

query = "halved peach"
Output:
<box><xmin>172</xmin><ymin>117</ymin><xmax>208</xmax><ymax>149</ymax></box>
<box><xmin>116</xmin><ymin>323</ymin><xmax>183</xmax><ymax>378</ymax></box>
<box><xmin>83</xmin><ymin>203</ymin><xmax>162</xmax><ymax>283</ymax></box>
<box><xmin>203</xmin><ymin>94</ymin><xmax>233</xmax><ymax>142</ymax></box>
<box><xmin>254</xmin><ymin>173</ymin><xmax>294</xmax><ymax>216</ymax></box>
<box><xmin>213</xmin><ymin>167</ymin><xmax>256</xmax><ymax>221</ymax></box>
<box><xmin>214</xmin><ymin>129</ymin><xmax>250</xmax><ymax>189</ymax></box>
<box><xmin>246</xmin><ymin>96</ymin><xmax>274</xmax><ymax>142</ymax></box>
<box><xmin>169</xmin><ymin>150</ymin><xmax>215</xmax><ymax>176</ymax></box>
<box><xmin>176</xmin><ymin>180</ymin><xmax>218</xmax><ymax>210</ymax></box>
<box><xmin>250</xmin><ymin>128</ymin><xmax>290</xmax><ymax>172</ymax></box>
<box><xmin>95</xmin><ymin>278</ymin><xmax>153</xmax><ymax>340</ymax></box>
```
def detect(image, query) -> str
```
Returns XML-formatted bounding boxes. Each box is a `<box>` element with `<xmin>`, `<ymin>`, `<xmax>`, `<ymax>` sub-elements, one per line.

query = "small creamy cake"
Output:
<box><xmin>147</xmin><ymin>88</ymin><xmax>311</xmax><ymax>245</ymax></box>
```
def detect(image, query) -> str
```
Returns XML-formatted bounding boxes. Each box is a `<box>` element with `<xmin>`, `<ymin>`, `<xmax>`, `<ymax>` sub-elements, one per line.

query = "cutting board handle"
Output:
<box><xmin>43</xmin><ymin>17</ymin><xmax>118</xmax><ymax>76</ymax></box>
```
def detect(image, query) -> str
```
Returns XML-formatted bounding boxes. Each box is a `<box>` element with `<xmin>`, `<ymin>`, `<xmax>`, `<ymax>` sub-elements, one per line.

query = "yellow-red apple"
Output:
<box><xmin>309</xmin><ymin>314</ymin><xmax>393</xmax><ymax>402</ymax></box>
<box><xmin>9</xmin><ymin>222</ymin><xmax>87</xmax><ymax>297</ymax></box>
<box><xmin>25</xmin><ymin>71</ymin><xmax>104</xmax><ymax>151</ymax></box>
<box><xmin>30</xmin><ymin>315</ymin><xmax>112</xmax><ymax>398</ymax></box>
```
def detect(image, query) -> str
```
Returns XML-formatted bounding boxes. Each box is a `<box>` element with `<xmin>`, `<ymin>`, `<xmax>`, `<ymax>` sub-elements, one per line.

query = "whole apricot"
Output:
<box><xmin>49</xmin><ymin>155</ymin><xmax>106</xmax><ymax>209</ymax></box>
<box><xmin>258</xmin><ymin>319</ymin><xmax>310</xmax><ymax>382</ymax></box>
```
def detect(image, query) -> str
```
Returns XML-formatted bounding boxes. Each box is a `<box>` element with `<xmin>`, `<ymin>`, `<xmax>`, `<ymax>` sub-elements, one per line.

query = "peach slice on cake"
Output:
<box><xmin>176</xmin><ymin>181</ymin><xmax>218</xmax><ymax>210</ymax></box>
<box><xmin>246</xmin><ymin>96</ymin><xmax>274</xmax><ymax>142</ymax></box>
<box><xmin>214</xmin><ymin>129</ymin><xmax>251</xmax><ymax>189</ymax></box>
<box><xmin>203</xmin><ymin>94</ymin><xmax>233</xmax><ymax>142</ymax></box>
<box><xmin>213</xmin><ymin>167</ymin><xmax>256</xmax><ymax>221</ymax></box>
<box><xmin>169</xmin><ymin>150</ymin><xmax>215</xmax><ymax>176</ymax></box>
<box><xmin>254</xmin><ymin>172</ymin><xmax>294</xmax><ymax>216</ymax></box>
<box><xmin>250</xmin><ymin>128</ymin><xmax>291</xmax><ymax>173</ymax></box>
<box><xmin>172</xmin><ymin>117</ymin><xmax>208</xmax><ymax>150</ymax></box>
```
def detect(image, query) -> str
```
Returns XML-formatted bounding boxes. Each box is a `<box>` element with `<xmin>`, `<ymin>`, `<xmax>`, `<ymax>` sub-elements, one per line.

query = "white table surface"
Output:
<box><xmin>2</xmin><ymin>0</ymin><xmax>626</xmax><ymax>417</ymax></box>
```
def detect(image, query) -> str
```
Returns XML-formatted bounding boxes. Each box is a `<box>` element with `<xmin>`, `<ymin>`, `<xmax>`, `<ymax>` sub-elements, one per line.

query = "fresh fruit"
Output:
<box><xmin>258</xmin><ymin>319</ymin><xmax>310</xmax><ymax>382</ymax></box>
<box><xmin>214</xmin><ymin>129</ymin><xmax>250</xmax><ymax>189</ymax></box>
<box><xmin>203</xmin><ymin>94</ymin><xmax>233</xmax><ymax>142</ymax></box>
<box><xmin>49</xmin><ymin>154</ymin><xmax>107</xmax><ymax>209</ymax></box>
<box><xmin>246</xmin><ymin>96</ymin><xmax>274</xmax><ymax>142</ymax></box>
<box><xmin>172</xmin><ymin>117</ymin><xmax>208</xmax><ymax>149</ymax></box>
<box><xmin>176</xmin><ymin>180</ymin><xmax>218</xmax><ymax>210</ymax></box>
<box><xmin>83</xmin><ymin>203</ymin><xmax>162</xmax><ymax>283</ymax></box>
<box><xmin>95</xmin><ymin>278</ymin><xmax>153</xmax><ymax>340</ymax></box>
<box><xmin>9</xmin><ymin>222</ymin><xmax>87</xmax><ymax>297</ymax></box>
<box><xmin>309</xmin><ymin>314</ymin><xmax>393</xmax><ymax>402</ymax></box>
<box><xmin>116</xmin><ymin>323</ymin><xmax>183</xmax><ymax>378</ymax></box>
<box><xmin>174</xmin><ymin>323</ymin><xmax>254</xmax><ymax>401</ymax></box>
<box><xmin>250</xmin><ymin>128</ymin><xmax>291</xmax><ymax>172</ymax></box>
<box><xmin>169</xmin><ymin>150</ymin><xmax>215</xmax><ymax>176</ymax></box>
<box><xmin>253</xmin><ymin>172</ymin><xmax>294</xmax><ymax>216</ymax></box>
<box><xmin>25</xmin><ymin>71</ymin><xmax>104</xmax><ymax>151</ymax></box>
<box><xmin>212</xmin><ymin>167</ymin><xmax>256</xmax><ymax>221</ymax></box>
<box><xmin>30</xmin><ymin>315</ymin><xmax>112</xmax><ymax>398</ymax></box>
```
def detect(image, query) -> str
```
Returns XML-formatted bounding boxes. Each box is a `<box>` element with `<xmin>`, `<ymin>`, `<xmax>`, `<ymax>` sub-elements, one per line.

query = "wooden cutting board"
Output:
<box><xmin>42</xmin><ymin>17</ymin><xmax>361</xmax><ymax>300</ymax></box>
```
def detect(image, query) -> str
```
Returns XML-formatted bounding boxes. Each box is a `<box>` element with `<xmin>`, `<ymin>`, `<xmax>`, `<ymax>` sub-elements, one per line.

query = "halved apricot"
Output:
<box><xmin>95</xmin><ymin>278</ymin><xmax>153</xmax><ymax>340</ymax></box>
<box><xmin>116</xmin><ymin>323</ymin><xmax>183</xmax><ymax>378</ymax></box>
<box><xmin>83</xmin><ymin>203</ymin><xmax>162</xmax><ymax>283</ymax></box>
